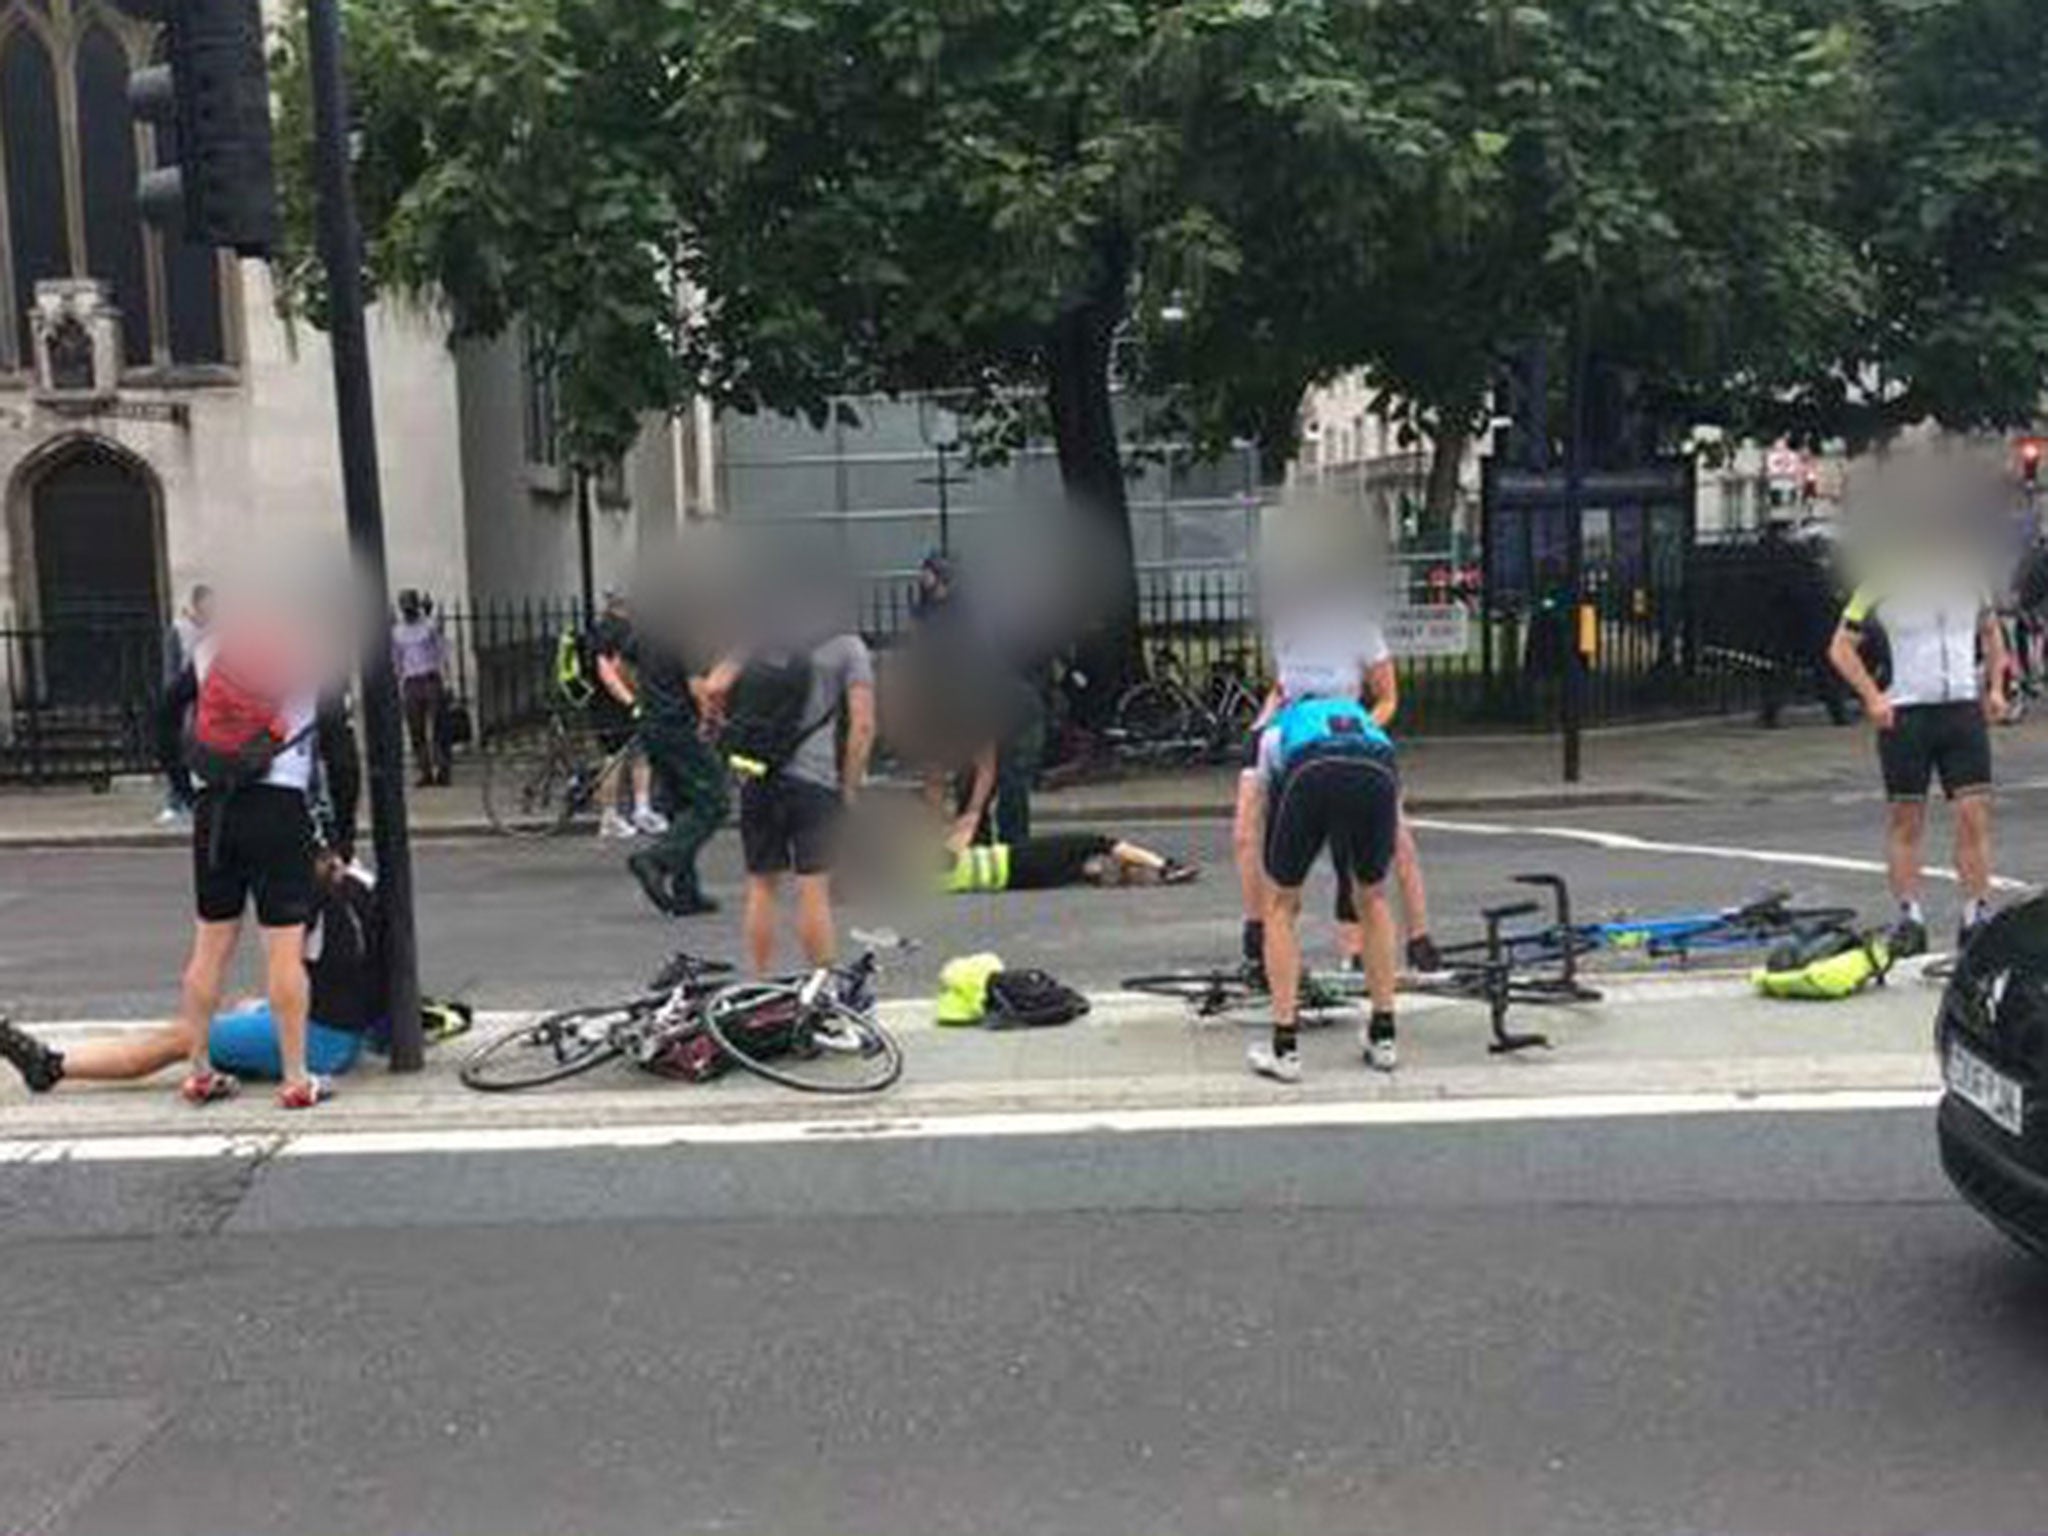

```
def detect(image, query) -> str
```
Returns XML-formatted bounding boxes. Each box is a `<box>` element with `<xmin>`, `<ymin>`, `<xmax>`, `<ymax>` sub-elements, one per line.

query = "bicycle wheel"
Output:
<box><xmin>481</xmin><ymin>740</ymin><xmax>584</xmax><ymax>838</ymax></box>
<box><xmin>1115</xmin><ymin>683</ymin><xmax>1192</xmax><ymax>745</ymax></box>
<box><xmin>459</xmin><ymin>1004</ymin><xmax>634</xmax><ymax>1091</ymax></box>
<box><xmin>1122</xmin><ymin>971</ymin><xmax>1261</xmax><ymax>1017</ymax></box>
<box><xmin>704</xmin><ymin>984</ymin><xmax>903</xmax><ymax>1095</ymax></box>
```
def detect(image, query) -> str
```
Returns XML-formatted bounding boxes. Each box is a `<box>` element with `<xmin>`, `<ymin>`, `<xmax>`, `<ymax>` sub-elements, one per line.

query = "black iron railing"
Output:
<box><xmin>2</xmin><ymin>556</ymin><xmax>1809</xmax><ymax>785</ymax></box>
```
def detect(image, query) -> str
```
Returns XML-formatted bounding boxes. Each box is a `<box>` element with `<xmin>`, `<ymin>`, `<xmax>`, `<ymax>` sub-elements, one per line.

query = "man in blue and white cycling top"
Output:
<box><xmin>1246</xmin><ymin>627</ymin><xmax>1404</xmax><ymax>1084</ymax></box>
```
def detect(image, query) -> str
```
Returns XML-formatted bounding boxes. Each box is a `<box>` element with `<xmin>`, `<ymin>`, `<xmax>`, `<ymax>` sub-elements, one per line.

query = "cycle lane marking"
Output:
<box><xmin>0</xmin><ymin>1087</ymin><xmax>1941</xmax><ymax>1165</ymax></box>
<box><xmin>1411</xmin><ymin>818</ymin><xmax>2030</xmax><ymax>893</ymax></box>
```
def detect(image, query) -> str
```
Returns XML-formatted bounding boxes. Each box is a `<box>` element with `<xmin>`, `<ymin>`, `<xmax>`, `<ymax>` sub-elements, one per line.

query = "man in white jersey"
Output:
<box><xmin>1829</xmin><ymin>576</ymin><xmax>2006</xmax><ymax>955</ymax></box>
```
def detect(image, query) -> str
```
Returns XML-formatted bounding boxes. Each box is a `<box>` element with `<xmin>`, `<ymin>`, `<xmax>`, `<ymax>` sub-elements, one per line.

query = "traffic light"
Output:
<box><xmin>1492</xmin><ymin>341</ymin><xmax>1550</xmax><ymax>471</ymax></box>
<box><xmin>129</xmin><ymin>0</ymin><xmax>277</xmax><ymax>257</ymax></box>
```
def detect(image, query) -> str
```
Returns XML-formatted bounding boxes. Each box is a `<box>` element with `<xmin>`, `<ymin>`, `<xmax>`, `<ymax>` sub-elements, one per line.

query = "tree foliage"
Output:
<box><xmin>270</xmin><ymin>0</ymin><xmax>2048</xmax><ymax>535</ymax></box>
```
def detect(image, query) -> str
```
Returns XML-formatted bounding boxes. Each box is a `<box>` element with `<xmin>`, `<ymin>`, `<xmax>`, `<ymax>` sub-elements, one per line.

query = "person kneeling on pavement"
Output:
<box><xmin>0</xmin><ymin>850</ymin><xmax>379</xmax><ymax>1096</ymax></box>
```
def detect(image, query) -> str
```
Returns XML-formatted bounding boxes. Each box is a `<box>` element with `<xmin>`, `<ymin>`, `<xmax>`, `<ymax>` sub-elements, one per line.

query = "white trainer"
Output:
<box><xmin>1363</xmin><ymin>1024</ymin><xmax>1398</xmax><ymax>1074</ymax></box>
<box><xmin>1247</xmin><ymin>1044</ymin><xmax>1303</xmax><ymax>1084</ymax></box>
<box><xmin>632</xmin><ymin>806</ymin><xmax>671</xmax><ymax>835</ymax></box>
<box><xmin>598</xmin><ymin>809</ymin><xmax>636</xmax><ymax>840</ymax></box>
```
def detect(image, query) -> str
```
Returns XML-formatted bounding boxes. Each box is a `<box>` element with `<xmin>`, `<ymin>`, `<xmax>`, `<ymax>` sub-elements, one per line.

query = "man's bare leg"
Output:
<box><xmin>1394</xmin><ymin>816</ymin><xmax>1433</xmax><ymax>945</ymax></box>
<box><xmin>1352</xmin><ymin>878</ymin><xmax>1399</xmax><ymax>1015</ymax></box>
<box><xmin>262</xmin><ymin>924</ymin><xmax>311</xmax><ymax>1089</ymax></box>
<box><xmin>794</xmin><ymin>873</ymin><xmax>836</xmax><ymax>969</ymax></box>
<box><xmin>1262</xmin><ymin>884</ymin><xmax>1306</xmax><ymax>1027</ymax></box>
<box><xmin>1954</xmin><ymin>790</ymin><xmax>1994</xmax><ymax>938</ymax></box>
<box><xmin>745</xmin><ymin>874</ymin><xmax>781</xmax><ymax>974</ymax></box>
<box><xmin>48</xmin><ymin>1028</ymin><xmax>192</xmax><ymax>1082</ymax></box>
<box><xmin>1233</xmin><ymin>771</ymin><xmax>1268</xmax><ymax>973</ymax></box>
<box><xmin>176</xmin><ymin>920</ymin><xmax>240</xmax><ymax>1075</ymax></box>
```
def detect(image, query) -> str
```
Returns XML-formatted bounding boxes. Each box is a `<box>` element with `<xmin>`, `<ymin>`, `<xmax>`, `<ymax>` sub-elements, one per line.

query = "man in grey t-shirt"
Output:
<box><xmin>708</xmin><ymin>633</ymin><xmax>877</xmax><ymax>973</ymax></box>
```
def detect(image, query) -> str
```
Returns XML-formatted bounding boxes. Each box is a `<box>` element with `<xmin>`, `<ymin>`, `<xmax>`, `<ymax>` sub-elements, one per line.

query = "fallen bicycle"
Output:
<box><xmin>459</xmin><ymin>949</ymin><xmax>904</xmax><ymax>1096</ymax></box>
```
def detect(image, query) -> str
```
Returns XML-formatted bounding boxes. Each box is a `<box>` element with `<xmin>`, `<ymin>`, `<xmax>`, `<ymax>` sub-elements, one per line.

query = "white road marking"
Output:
<box><xmin>1412</xmin><ymin>818</ymin><xmax>2030</xmax><ymax>893</ymax></box>
<box><xmin>0</xmin><ymin>1088</ymin><xmax>1941</xmax><ymax>1165</ymax></box>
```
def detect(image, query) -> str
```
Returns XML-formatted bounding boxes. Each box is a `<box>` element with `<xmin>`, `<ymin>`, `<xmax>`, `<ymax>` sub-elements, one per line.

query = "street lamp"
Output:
<box><xmin>915</xmin><ymin>396</ymin><xmax>969</xmax><ymax>558</ymax></box>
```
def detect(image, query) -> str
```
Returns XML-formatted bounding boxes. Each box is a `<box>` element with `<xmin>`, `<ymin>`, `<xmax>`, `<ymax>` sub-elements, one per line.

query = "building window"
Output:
<box><xmin>521</xmin><ymin>326</ymin><xmax>561</xmax><ymax>469</ymax></box>
<box><xmin>0</xmin><ymin>0</ymin><xmax>228</xmax><ymax>375</ymax></box>
<box><xmin>75</xmin><ymin>22</ymin><xmax>148</xmax><ymax>364</ymax></box>
<box><xmin>2</xmin><ymin>23</ymin><xmax>68</xmax><ymax>367</ymax></box>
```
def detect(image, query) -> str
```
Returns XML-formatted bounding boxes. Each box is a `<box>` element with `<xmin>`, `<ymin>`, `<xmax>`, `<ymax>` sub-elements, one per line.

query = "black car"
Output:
<box><xmin>1936</xmin><ymin>893</ymin><xmax>2048</xmax><ymax>1260</ymax></box>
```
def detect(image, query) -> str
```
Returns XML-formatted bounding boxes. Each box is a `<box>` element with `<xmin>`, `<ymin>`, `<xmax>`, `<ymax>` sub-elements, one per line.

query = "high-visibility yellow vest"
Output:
<box><xmin>940</xmin><ymin>843</ymin><xmax>1012</xmax><ymax>894</ymax></box>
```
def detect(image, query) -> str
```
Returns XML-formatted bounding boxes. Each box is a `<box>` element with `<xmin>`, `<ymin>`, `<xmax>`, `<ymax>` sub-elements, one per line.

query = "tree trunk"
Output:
<box><xmin>1045</xmin><ymin>233</ymin><xmax>1137</xmax><ymax>725</ymax></box>
<box><xmin>1424</xmin><ymin>423</ymin><xmax>1468</xmax><ymax>544</ymax></box>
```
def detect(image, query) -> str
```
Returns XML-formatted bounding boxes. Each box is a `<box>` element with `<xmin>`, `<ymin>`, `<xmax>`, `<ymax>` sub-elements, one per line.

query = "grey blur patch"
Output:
<box><xmin>1835</xmin><ymin>435</ymin><xmax>2024</xmax><ymax>595</ymax></box>
<box><xmin>0</xmin><ymin>1395</ymin><xmax>167</xmax><ymax>1536</ymax></box>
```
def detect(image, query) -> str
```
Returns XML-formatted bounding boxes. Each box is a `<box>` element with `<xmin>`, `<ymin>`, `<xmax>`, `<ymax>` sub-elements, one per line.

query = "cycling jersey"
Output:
<box><xmin>1841</xmin><ymin>583</ymin><xmax>1989</xmax><ymax>707</ymax></box>
<box><xmin>1268</xmin><ymin>611</ymin><xmax>1390</xmax><ymax>703</ymax></box>
<box><xmin>1257</xmin><ymin>696</ymin><xmax>1394</xmax><ymax>783</ymax></box>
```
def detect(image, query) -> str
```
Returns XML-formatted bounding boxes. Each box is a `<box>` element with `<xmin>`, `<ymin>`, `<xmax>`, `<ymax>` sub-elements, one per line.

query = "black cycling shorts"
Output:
<box><xmin>192</xmin><ymin>785</ymin><xmax>317</xmax><ymax>928</ymax></box>
<box><xmin>1263</xmin><ymin>746</ymin><xmax>1400</xmax><ymax>892</ymax></box>
<box><xmin>1879</xmin><ymin>701</ymin><xmax>1991</xmax><ymax>801</ymax></box>
<box><xmin>739</xmin><ymin>776</ymin><xmax>843</xmax><ymax>877</ymax></box>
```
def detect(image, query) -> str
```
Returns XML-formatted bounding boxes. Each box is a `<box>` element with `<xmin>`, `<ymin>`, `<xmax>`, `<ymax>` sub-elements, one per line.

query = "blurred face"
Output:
<box><xmin>192</xmin><ymin>590</ymin><xmax>215</xmax><ymax>626</ymax></box>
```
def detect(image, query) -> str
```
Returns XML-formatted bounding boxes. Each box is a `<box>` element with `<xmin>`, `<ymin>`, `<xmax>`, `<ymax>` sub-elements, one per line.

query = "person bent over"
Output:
<box><xmin>1248</xmin><ymin>697</ymin><xmax>1402</xmax><ymax>1085</ymax></box>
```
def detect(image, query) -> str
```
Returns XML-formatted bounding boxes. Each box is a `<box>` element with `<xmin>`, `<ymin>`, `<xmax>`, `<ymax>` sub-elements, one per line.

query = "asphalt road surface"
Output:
<box><xmin>7</xmin><ymin>786</ymin><xmax>2048</xmax><ymax>1020</ymax></box>
<box><xmin>4</xmin><ymin>1105</ymin><xmax>2046</xmax><ymax>1536</ymax></box>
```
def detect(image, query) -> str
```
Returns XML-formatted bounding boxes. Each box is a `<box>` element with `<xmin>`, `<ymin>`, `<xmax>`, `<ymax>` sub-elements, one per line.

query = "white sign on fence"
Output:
<box><xmin>1383</xmin><ymin>605</ymin><xmax>1471</xmax><ymax>658</ymax></box>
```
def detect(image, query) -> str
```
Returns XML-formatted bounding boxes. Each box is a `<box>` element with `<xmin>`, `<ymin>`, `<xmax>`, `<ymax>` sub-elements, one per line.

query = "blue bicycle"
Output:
<box><xmin>1438</xmin><ymin>875</ymin><xmax>1860</xmax><ymax>973</ymax></box>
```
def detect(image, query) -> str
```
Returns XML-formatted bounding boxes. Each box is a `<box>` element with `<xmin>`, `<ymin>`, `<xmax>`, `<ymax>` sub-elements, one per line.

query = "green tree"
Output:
<box><xmin>272</xmin><ymin>0</ymin><xmax>1454</xmax><ymax>688</ymax></box>
<box><xmin>1315</xmin><ymin>1</ymin><xmax>1870</xmax><ymax>496</ymax></box>
<box><xmin>1761</xmin><ymin>0</ymin><xmax>2048</xmax><ymax>445</ymax></box>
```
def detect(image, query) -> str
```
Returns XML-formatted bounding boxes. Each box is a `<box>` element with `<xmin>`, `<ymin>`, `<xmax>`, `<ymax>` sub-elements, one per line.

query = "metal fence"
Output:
<box><xmin>2</xmin><ymin>549</ymin><xmax>1813</xmax><ymax>785</ymax></box>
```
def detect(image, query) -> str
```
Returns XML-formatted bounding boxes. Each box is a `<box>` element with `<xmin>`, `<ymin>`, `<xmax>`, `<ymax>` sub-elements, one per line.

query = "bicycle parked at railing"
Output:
<box><xmin>1111</xmin><ymin>645</ymin><xmax>1263</xmax><ymax>762</ymax></box>
<box><xmin>459</xmin><ymin>947</ymin><xmax>904</xmax><ymax>1096</ymax></box>
<box><xmin>479</xmin><ymin>708</ymin><xmax>637</xmax><ymax>839</ymax></box>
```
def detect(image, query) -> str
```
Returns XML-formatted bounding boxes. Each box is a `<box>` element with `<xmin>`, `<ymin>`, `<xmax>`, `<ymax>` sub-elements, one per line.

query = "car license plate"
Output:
<box><xmin>1947</xmin><ymin>1042</ymin><xmax>2028</xmax><ymax>1139</ymax></box>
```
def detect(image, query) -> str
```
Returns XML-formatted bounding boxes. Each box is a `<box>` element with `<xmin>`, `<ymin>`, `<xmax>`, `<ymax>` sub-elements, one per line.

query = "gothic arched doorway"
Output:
<box><xmin>24</xmin><ymin>439</ymin><xmax>164</xmax><ymax>706</ymax></box>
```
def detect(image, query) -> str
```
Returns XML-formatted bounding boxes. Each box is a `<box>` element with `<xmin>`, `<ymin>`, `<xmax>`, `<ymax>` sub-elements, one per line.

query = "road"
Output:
<box><xmin>6</xmin><ymin>785</ymin><xmax>2047</xmax><ymax>1020</ymax></box>
<box><xmin>3</xmin><ymin>1104</ymin><xmax>2045</xmax><ymax>1536</ymax></box>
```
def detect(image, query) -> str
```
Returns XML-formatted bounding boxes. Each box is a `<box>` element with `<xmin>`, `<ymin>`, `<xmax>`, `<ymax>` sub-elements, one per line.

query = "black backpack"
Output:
<box><xmin>721</xmin><ymin>649</ymin><xmax>825</xmax><ymax>780</ymax></box>
<box><xmin>985</xmin><ymin>969</ymin><xmax>1090</xmax><ymax>1029</ymax></box>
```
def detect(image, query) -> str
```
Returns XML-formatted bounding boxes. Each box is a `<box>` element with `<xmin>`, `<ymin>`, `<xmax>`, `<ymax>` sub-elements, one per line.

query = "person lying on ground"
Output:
<box><xmin>0</xmin><ymin>851</ymin><xmax>378</xmax><ymax>1096</ymax></box>
<box><xmin>939</xmin><ymin>832</ymin><xmax>1198</xmax><ymax>893</ymax></box>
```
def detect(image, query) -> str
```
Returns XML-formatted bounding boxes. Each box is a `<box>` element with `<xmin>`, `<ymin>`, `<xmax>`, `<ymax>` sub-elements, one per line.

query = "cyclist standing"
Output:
<box><xmin>705</xmin><ymin>620</ymin><xmax>875</xmax><ymax>974</ymax></box>
<box><xmin>1828</xmin><ymin>572</ymin><xmax>2006</xmax><ymax>955</ymax></box>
